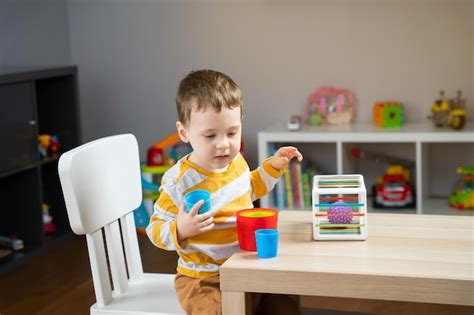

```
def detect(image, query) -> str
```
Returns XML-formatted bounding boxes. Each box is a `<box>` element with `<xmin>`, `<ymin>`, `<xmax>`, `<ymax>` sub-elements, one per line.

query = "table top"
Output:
<box><xmin>220</xmin><ymin>211</ymin><xmax>474</xmax><ymax>306</ymax></box>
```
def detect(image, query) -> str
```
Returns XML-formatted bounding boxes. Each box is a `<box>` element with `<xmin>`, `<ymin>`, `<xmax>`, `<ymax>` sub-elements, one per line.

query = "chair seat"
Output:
<box><xmin>91</xmin><ymin>273</ymin><xmax>184</xmax><ymax>315</ymax></box>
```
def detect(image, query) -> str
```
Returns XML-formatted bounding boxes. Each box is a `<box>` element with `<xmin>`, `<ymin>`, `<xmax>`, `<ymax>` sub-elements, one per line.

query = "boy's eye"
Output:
<box><xmin>228</xmin><ymin>132</ymin><xmax>237</xmax><ymax>137</ymax></box>
<box><xmin>204</xmin><ymin>135</ymin><xmax>215</xmax><ymax>139</ymax></box>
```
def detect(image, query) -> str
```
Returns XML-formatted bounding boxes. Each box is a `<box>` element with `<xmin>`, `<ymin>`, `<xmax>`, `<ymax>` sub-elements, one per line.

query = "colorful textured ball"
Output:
<box><xmin>327</xmin><ymin>201</ymin><xmax>353</xmax><ymax>224</ymax></box>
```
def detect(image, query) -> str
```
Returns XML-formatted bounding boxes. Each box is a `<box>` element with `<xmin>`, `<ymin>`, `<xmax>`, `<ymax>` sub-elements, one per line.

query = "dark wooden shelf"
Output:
<box><xmin>0</xmin><ymin>66</ymin><xmax>80</xmax><ymax>276</ymax></box>
<box><xmin>40</xmin><ymin>154</ymin><xmax>61</xmax><ymax>166</ymax></box>
<box><xmin>0</xmin><ymin>163</ymin><xmax>39</xmax><ymax>178</ymax></box>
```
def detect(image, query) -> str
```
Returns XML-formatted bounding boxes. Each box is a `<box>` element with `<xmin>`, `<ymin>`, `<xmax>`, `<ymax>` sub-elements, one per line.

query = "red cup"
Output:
<box><xmin>236</xmin><ymin>208</ymin><xmax>278</xmax><ymax>251</ymax></box>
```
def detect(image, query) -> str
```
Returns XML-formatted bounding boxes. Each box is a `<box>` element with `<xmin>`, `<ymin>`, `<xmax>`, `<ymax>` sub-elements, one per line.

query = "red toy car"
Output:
<box><xmin>373</xmin><ymin>173</ymin><xmax>415</xmax><ymax>208</ymax></box>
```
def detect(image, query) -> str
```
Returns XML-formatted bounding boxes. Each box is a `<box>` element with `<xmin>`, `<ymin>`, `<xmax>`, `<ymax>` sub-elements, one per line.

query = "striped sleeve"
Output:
<box><xmin>249</xmin><ymin>157</ymin><xmax>284</xmax><ymax>201</ymax></box>
<box><xmin>146</xmin><ymin>176</ymin><xmax>187</xmax><ymax>251</ymax></box>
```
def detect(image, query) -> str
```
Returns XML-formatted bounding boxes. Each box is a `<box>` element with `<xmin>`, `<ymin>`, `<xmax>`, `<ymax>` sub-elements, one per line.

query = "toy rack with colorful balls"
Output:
<box><xmin>312</xmin><ymin>174</ymin><xmax>367</xmax><ymax>240</ymax></box>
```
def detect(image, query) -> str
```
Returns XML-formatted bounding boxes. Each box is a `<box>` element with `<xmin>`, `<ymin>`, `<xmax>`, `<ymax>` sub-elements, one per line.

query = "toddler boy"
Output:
<box><xmin>147</xmin><ymin>69</ymin><xmax>302</xmax><ymax>314</ymax></box>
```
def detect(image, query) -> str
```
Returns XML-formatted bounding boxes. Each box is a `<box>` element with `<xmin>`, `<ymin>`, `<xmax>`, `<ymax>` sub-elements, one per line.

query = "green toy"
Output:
<box><xmin>373</xmin><ymin>102</ymin><xmax>404</xmax><ymax>128</ymax></box>
<box><xmin>448</xmin><ymin>167</ymin><xmax>474</xmax><ymax>210</ymax></box>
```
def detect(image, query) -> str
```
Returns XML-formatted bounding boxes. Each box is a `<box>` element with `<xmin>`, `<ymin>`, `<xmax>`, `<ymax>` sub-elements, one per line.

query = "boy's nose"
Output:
<box><xmin>216</xmin><ymin>138</ymin><xmax>230</xmax><ymax>149</ymax></box>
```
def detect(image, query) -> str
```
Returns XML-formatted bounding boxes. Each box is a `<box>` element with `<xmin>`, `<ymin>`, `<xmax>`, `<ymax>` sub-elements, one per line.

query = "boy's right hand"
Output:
<box><xmin>176</xmin><ymin>201</ymin><xmax>214</xmax><ymax>243</ymax></box>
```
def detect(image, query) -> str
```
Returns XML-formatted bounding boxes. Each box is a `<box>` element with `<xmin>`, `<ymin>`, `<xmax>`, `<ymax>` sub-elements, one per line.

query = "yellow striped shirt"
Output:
<box><xmin>146</xmin><ymin>153</ymin><xmax>282</xmax><ymax>278</ymax></box>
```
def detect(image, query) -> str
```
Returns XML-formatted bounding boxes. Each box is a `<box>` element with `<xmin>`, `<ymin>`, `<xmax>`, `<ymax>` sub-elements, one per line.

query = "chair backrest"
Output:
<box><xmin>58</xmin><ymin>134</ymin><xmax>142</xmax><ymax>235</ymax></box>
<box><xmin>58</xmin><ymin>134</ymin><xmax>144</xmax><ymax>306</ymax></box>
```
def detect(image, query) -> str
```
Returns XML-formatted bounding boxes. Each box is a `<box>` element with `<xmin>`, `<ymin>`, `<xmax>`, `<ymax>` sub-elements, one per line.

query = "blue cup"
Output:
<box><xmin>184</xmin><ymin>189</ymin><xmax>211</xmax><ymax>214</ymax></box>
<box><xmin>255</xmin><ymin>229</ymin><xmax>279</xmax><ymax>259</ymax></box>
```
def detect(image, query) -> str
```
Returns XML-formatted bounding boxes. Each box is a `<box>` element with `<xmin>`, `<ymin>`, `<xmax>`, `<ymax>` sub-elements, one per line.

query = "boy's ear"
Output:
<box><xmin>176</xmin><ymin>121</ymin><xmax>189</xmax><ymax>143</ymax></box>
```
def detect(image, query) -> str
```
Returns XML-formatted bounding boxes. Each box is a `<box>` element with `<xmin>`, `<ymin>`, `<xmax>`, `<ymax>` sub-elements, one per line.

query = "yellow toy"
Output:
<box><xmin>446</xmin><ymin>90</ymin><xmax>467</xmax><ymax>130</ymax></box>
<box><xmin>382</xmin><ymin>164</ymin><xmax>411</xmax><ymax>182</ymax></box>
<box><xmin>429</xmin><ymin>90</ymin><xmax>467</xmax><ymax>130</ymax></box>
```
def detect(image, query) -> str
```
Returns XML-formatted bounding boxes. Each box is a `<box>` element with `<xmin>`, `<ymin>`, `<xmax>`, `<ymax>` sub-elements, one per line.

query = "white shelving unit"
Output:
<box><xmin>258</xmin><ymin>122</ymin><xmax>474</xmax><ymax>216</ymax></box>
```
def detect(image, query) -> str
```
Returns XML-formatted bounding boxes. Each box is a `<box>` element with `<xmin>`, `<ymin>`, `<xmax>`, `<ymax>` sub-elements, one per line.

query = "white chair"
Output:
<box><xmin>58</xmin><ymin>134</ymin><xmax>184</xmax><ymax>315</ymax></box>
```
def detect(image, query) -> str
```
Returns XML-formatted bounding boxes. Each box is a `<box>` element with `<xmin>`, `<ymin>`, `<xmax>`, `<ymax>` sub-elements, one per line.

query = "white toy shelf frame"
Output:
<box><xmin>312</xmin><ymin>174</ymin><xmax>367</xmax><ymax>241</ymax></box>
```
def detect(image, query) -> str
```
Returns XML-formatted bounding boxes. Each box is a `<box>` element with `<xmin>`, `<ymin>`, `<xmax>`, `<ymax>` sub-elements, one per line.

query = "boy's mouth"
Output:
<box><xmin>214</xmin><ymin>154</ymin><xmax>229</xmax><ymax>160</ymax></box>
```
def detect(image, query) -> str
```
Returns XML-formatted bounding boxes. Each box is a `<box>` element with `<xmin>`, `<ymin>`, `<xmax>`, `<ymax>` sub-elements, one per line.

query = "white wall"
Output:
<box><xmin>68</xmin><ymin>0</ymin><xmax>473</xmax><ymax>167</ymax></box>
<box><xmin>0</xmin><ymin>0</ymin><xmax>71</xmax><ymax>68</ymax></box>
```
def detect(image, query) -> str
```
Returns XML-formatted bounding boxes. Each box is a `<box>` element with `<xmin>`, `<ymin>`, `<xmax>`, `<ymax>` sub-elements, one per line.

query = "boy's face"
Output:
<box><xmin>177</xmin><ymin>105</ymin><xmax>242</xmax><ymax>172</ymax></box>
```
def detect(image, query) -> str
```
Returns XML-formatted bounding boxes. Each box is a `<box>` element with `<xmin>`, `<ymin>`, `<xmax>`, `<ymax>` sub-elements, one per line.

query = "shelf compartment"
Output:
<box><xmin>35</xmin><ymin>74</ymin><xmax>80</xmax><ymax>152</ymax></box>
<box><xmin>40</xmin><ymin>161</ymin><xmax>71</xmax><ymax>236</ymax></box>
<box><xmin>422</xmin><ymin>142</ymin><xmax>474</xmax><ymax>198</ymax></box>
<box><xmin>343</xmin><ymin>143</ymin><xmax>416</xmax><ymax>210</ymax></box>
<box><xmin>343</xmin><ymin>143</ymin><xmax>416</xmax><ymax>186</ymax></box>
<box><xmin>0</xmin><ymin>66</ymin><xmax>80</xmax><ymax>275</ymax></box>
<box><xmin>0</xmin><ymin>82</ymin><xmax>38</xmax><ymax>177</ymax></box>
<box><xmin>0</xmin><ymin>169</ymin><xmax>44</xmax><ymax>250</ymax></box>
<box><xmin>421</xmin><ymin>197</ymin><xmax>472</xmax><ymax>216</ymax></box>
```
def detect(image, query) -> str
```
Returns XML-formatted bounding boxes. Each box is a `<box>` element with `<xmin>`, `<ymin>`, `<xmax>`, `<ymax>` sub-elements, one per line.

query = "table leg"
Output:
<box><xmin>222</xmin><ymin>291</ymin><xmax>251</xmax><ymax>315</ymax></box>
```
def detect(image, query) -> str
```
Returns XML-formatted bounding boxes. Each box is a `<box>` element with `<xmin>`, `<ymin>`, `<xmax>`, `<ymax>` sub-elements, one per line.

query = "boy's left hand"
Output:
<box><xmin>268</xmin><ymin>146</ymin><xmax>303</xmax><ymax>171</ymax></box>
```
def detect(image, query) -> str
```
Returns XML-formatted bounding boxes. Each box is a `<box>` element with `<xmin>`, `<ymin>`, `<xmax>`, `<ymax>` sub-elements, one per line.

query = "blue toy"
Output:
<box><xmin>133</xmin><ymin>177</ymin><xmax>160</xmax><ymax>230</ymax></box>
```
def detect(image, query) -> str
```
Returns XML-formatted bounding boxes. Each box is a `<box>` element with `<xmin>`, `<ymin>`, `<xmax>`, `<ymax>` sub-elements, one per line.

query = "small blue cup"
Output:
<box><xmin>184</xmin><ymin>189</ymin><xmax>211</xmax><ymax>214</ymax></box>
<box><xmin>255</xmin><ymin>229</ymin><xmax>279</xmax><ymax>259</ymax></box>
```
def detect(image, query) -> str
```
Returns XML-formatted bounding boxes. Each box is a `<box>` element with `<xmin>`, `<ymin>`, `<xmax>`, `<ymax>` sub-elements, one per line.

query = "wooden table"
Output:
<box><xmin>220</xmin><ymin>211</ymin><xmax>474</xmax><ymax>314</ymax></box>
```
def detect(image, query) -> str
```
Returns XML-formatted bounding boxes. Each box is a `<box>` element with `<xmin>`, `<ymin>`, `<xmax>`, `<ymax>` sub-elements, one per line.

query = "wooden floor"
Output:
<box><xmin>0</xmin><ymin>234</ymin><xmax>472</xmax><ymax>315</ymax></box>
<box><xmin>0</xmin><ymin>234</ymin><xmax>178</xmax><ymax>315</ymax></box>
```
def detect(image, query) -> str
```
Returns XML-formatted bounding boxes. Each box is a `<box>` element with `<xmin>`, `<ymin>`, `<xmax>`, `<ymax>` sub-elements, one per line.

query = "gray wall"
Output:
<box><xmin>67</xmin><ymin>0</ymin><xmax>473</xmax><ymax>167</ymax></box>
<box><xmin>0</xmin><ymin>0</ymin><xmax>71</xmax><ymax>68</ymax></box>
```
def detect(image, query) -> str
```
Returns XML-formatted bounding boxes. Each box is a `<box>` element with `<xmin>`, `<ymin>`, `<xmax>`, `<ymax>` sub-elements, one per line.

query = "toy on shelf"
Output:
<box><xmin>147</xmin><ymin>133</ymin><xmax>192</xmax><ymax>166</ymax></box>
<box><xmin>0</xmin><ymin>235</ymin><xmax>24</xmax><ymax>251</ymax></box>
<box><xmin>305</xmin><ymin>86</ymin><xmax>355</xmax><ymax>126</ymax></box>
<box><xmin>312</xmin><ymin>174</ymin><xmax>367</xmax><ymax>241</ymax></box>
<box><xmin>447</xmin><ymin>90</ymin><xmax>467</xmax><ymax>130</ymax></box>
<box><xmin>428</xmin><ymin>90</ymin><xmax>467</xmax><ymax>130</ymax></box>
<box><xmin>373</xmin><ymin>102</ymin><xmax>405</xmax><ymax>128</ymax></box>
<box><xmin>42</xmin><ymin>203</ymin><xmax>56</xmax><ymax>237</ymax></box>
<box><xmin>373</xmin><ymin>165</ymin><xmax>415</xmax><ymax>208</ymax></box>
<box><xmin>287</xmin><ymin>115</ymin><xmax>301</xmax><ymax>131</ymax></box>
<box><xmin>38</xmin><ymin>134</ymin><xmax>61</xmax><ymax>158</ymax></box>
<box><xmin>350</xmin><ymin>147</ymin><xmax>415</xmax><ymax>208</ymax></box>
<box><xmin>429</xmin><ymin>90</ymin><xmax>449</xmax><ymax>127</ymax></box>
<box><xmin>449</xmin><ymin>167</ymin><xmax>474</xmax><ymax>210</ymax></box>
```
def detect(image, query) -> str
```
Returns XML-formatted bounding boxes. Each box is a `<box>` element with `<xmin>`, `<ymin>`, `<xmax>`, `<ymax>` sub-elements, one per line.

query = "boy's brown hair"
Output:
<box><xmin>176</xmin><ymin>70</ymin><xmax>243</xmax><ymax>125</ymax></box>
